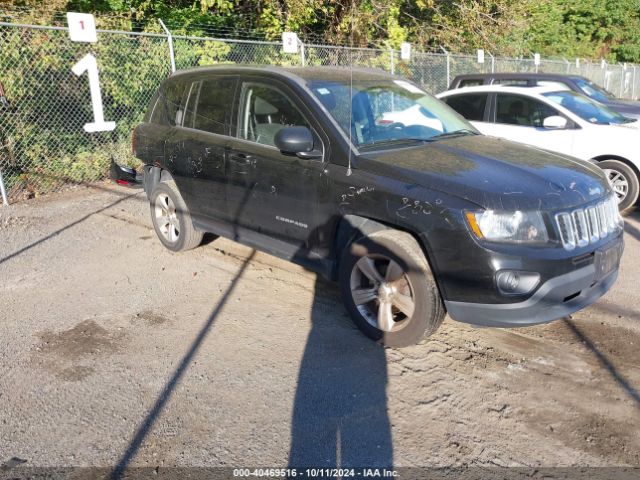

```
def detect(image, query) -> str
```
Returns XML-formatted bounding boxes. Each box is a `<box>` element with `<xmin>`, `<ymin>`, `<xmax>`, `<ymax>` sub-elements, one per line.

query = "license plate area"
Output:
<box><xmin>595</xmin><ymin>241</ymin><xmax>623</xmax><ymax>278</ymax></box>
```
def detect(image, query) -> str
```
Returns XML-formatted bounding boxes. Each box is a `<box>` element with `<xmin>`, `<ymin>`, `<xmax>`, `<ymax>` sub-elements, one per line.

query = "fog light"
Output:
<box><xmin>495</xmin><ymin>270</ymin><xmax>540</xmax><ymax>295</ymax></box>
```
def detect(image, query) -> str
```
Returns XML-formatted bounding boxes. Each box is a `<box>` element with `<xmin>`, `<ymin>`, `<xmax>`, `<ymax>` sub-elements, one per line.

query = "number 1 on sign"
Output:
<box><xmin>72</xmin><ymin>53</ymin><xmax>116</xmax><ymax>132</ymax></box>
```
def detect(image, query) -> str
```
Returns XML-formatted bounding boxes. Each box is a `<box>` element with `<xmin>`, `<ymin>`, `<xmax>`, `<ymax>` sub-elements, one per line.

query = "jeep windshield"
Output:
<box><xmin>306</xmin><ymin>77</ymin><xmax>477</xmax><ymax>149</ymax></box>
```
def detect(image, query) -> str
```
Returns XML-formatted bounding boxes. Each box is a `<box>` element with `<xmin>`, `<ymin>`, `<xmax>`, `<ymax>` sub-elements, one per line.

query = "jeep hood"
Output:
<box><xmin>357</xmin><ymin>135</ymin><xmax>611</xmax><ymax>211</ymax></box>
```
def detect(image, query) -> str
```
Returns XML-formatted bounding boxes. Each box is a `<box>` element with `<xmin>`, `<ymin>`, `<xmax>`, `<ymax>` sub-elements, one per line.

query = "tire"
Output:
<box><xmin>339</xmin><ymin>229</ymin><xmax>445</xmax><ymax>348</ymax></box>
<box><xmin>598</xmin><ymin>159</ymin><xmax>639</xmax><ymax>215</ymax></box>
<box><xmin>149</xmin><ymin>181</ymin><xmax>204</xmax><ymax>252</ymax></box>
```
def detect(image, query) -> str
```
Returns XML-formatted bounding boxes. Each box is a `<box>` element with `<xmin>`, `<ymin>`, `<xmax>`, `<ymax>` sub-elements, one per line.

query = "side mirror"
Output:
<box><xmin>274</xmin><ymin>126</ymin><xmax>321</xmax><ymax>159</ymax></box>
<box><xmin>543</xmin><ymin>115</ymin><xmax>568</xmax><ymax>130</ymax></box>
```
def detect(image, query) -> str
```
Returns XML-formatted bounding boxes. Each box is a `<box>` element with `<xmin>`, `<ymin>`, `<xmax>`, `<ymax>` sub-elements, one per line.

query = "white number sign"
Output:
<box><xmin>67</xmin><ymin>12</ymin><xmax>97</xmax><ymax>43</ymax></box>
<box><xmin>401</xmin><ymin>42</ymin><xmax>411</xmax><ymax>61</ymax></box>
<box><xmin>72</xmin><ymin>53</ymin><xmax>116</xmax><ymax>133</ymax></box>
<box><xmin>282</xmin><ymin>32</ymin><xmax>298</xmax><ymax>53</ymax></box>
<box><xmin>477</xmin><ymin>49</ymin><xmax>485</xmax><ymax>64</ymax></box>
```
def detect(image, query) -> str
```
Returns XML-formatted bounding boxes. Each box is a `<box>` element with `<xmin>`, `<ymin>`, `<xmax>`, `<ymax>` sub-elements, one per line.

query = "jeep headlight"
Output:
<box><xmin>465</xmin><ymin>210</ymin><xmax>549</xmax><ymax>244</ymax></box>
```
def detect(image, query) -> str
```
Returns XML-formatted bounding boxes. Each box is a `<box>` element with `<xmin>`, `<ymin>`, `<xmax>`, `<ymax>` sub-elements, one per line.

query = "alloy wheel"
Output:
<box><xmin>154</xmin><ymin>193</ymin><xmax>180</xmax><ymax>243</ymax></box>
<box><xmin>349</xmin><ymin>254</ymin><xmax>415</xmax><ymax>332</ymax></box>
<box><xmin>604</xmin><ymin>168</ymin><xmax>629</xmax><ymax>204</ymax></box>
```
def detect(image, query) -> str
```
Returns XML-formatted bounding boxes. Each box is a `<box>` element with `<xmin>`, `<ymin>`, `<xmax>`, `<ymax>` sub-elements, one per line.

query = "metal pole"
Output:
<box><xmin>299</xmin><ymin>40</ymin><xmax>305</xmax><ymax>67</ymax></box>
<box><xmin>389</xmin><ymin>49</ymin><xmax>394</xmax><ymax>75</ymax></box>
<box><xmin>487</xmin><ymin>52</ymin><xmax>495</xmax><ymax>73</ymax></box>
<box><xmin>620</xmin><ymin>63</ymin><xmax>626</xmax><ymax>98</ymax></box>
<box><xmin>440</xmin><ymin>47</ymin><xmax>450</xmax><ymax>87</ymax></box>
<box><xmin>158</xmin><ymin>19</ymin><xmax>176</xmax><ymax>73</ymax></box>
<box><xmin>0</xmin><ymin>169</ymin><xmax>8</xmax><ymax>206</ymax></box>
<box><xmin>633</xmin><ymin>66</ymin><xmax>637</xmax><ymax>100</ymax></box>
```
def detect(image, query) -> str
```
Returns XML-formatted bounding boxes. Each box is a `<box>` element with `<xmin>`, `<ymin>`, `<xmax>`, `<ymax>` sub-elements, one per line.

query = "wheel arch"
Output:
<box><xmin>143</xmin><ymin>165</ymin><xmax>174</xmax><ymax>197</ymax></box>
<box><xmin>332</xmin><ymin>214</ymin><xmax>447</xmax><ymax>304</ymax></box>
<box><xmin>591</xmin><ymin>154</ymin><xmax>640</xmax><ymax>179</ymax></box>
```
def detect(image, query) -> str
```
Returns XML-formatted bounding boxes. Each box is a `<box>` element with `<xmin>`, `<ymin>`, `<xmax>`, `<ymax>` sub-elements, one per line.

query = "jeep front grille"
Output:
<box><xmin>555</xmin><ymin>195</ymin><xmax>622</xmax><ymax>251</ymax></box>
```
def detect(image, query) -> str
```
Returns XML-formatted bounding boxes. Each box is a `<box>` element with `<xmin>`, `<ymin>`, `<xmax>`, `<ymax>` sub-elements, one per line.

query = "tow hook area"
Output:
<box><xmin>110</xmin><ymin>160</ymin><xmax>143</xmax><ymax>188</ymax></box>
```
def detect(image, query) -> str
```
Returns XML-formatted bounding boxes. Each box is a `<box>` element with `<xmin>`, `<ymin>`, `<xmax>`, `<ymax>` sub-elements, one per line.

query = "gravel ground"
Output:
<box><xmin>0</xmin><ymin>183</ymin><xmax>639</xmax><ymax>473</ymax></box>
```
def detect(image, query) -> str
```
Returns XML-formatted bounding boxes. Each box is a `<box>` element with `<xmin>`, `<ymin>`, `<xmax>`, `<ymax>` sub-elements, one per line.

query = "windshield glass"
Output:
<box><xmin>543</xmin><ymin>90</ymin><xmax>630</xmax><ymax>125</ymax></box>
<box><xmin>307</xmin><ymin>78</ymin><xmax>477</xmax><ymax>148</ymax></box>
<box><xmin>573</xmin><ymin>78</ymin><xmax>615</xmax><ymax>103</ymax></box>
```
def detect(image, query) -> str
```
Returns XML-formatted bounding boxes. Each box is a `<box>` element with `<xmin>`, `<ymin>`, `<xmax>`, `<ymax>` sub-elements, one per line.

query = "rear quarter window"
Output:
<box><xmin>149</xmin><ymin>80</ymin><xmax>187</xmax><ymax>126</ymax></box>
<box><xmin>458</xmin><ymin>79</ymin><xmax>484</xmax><ymax>88</ymax></box>
<box><xmin>537</xmin><ymin>80</ymin><xmax>572</xmax><ymax>90</ymax></box>
<box><xmin>493</xmin><ymin>79</ymin><xmax>529</xmax><ymax>86</ymax></box>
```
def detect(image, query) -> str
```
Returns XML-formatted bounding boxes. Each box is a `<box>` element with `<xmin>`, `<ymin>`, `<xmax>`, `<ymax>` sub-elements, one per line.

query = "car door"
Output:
<box><xmin>481</xmin><ymin>93</ymin><xmax>576</xmax><ymax>155</ymax></box>
<box><xmin>164</xmin><ymin>75</ymin><xmax>237</xmax><ymax>223</ymax></box>
<box><xmin>227</xmin><ymin>78</ymin><xmax>328</xmax><ymax>251</ymax></box>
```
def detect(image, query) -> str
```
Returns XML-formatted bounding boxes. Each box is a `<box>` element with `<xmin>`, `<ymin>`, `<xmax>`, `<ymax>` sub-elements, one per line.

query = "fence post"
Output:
<box><xmin>633</xmin><ymin>66</ymin><xmax>637</xmax><ymax>100</ymax></box>
<box><xmin>440</xmin><ymin>46</ymin><xmax>450</xmax><ymax>87</ymax></box>
<box><xmin>158</xmin><ymin>19</ymin><xmax>176</xmax><ymax>73</ymax></box>
<box><xmin>0</xmin><ymin>168</ymin><xmax>8</xmax><ymax>206</ymax></box>
<box><xmin>563</xmin><ymin>58</ymin><xmax>570</xmax><ymax>73</ymax></box>
<box><xmin>299</xmin><ymin>40</ymin><xmax>305</xmax><ymax>67</ymax></box>
<box><xmin>389</xmin><ymin>49</ymin><xmax>394</xmax><ymax>75</ymax></box>
<box><xmin>487</xmin><ymin>51</ymin><xmax>495</xmax><ymax>73</ymax></box>
<box><xmin>620</xmin><ymin>63</ymin><xmax>626</xmax><ymax>98</ymax></box>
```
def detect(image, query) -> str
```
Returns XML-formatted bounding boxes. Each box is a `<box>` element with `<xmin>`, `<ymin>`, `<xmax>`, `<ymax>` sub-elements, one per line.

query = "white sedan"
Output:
<box><xmin>437</xmin><ymin>85</ymin><xmax>640</xmax><ymax>213</ymax></box>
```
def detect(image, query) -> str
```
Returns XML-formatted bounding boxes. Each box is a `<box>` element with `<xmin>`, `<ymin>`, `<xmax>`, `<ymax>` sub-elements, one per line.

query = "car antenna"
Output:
<box><xmin>346</xmin><ymin>0</ymin><xmax>354</xmax><ymax>176</ymax></box>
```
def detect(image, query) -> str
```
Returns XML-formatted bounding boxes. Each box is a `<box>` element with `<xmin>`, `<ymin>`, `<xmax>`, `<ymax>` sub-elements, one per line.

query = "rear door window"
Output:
<box><xmin>495</xmin><ymin>93</ymin><xmax>559</xmax><ymax>127</ymax></box>
<box><xmin>182</xmin><ymin>77</ymin><xmax>237</xmax><ymax>135</ymax></box>
<box><xmin>443</xmin><ymin>93</ymin><xmax>489</xmax><ymax>121</ymax></box>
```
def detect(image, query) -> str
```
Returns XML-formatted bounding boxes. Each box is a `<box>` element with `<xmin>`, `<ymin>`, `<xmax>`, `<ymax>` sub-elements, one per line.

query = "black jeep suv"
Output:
<box><xmin>132</xmin><ymin>66</ymin><xmax>623</xmax><ymax>347</ymax></box>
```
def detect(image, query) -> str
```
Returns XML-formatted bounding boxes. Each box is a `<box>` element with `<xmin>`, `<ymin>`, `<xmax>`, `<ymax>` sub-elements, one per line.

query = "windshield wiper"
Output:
<box><xmin>360</xmin><ymin>137</ymin><xmax>430</xmax><ymax>149</ymax></box>
<box><xmin>428</xmin><ymin>129</ymin><xmax>479</xmax><ymax>141</ymax></box>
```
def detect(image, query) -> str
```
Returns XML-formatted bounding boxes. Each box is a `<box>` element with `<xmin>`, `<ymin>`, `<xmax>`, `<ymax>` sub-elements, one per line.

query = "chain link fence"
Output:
<box><xmin>2</xmin><ymin>20</ymin><xmax>640</xmax><ymax>204</ymax></box>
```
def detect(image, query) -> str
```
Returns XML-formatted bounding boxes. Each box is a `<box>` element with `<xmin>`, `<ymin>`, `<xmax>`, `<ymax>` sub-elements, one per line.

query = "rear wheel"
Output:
<box><xmin>150</xmin><ymin>181</ymin><xmax>203</xmax><ymax>252</ymax></box>
<box><xmin>339</xmin><ymin>229</ymin><xmax>445</xmax><ymax>348</ymax></box>
<box><xmin>598</xmin><ymin>159</ymin><xmax>639</xmax><ymax>215</ymax></box>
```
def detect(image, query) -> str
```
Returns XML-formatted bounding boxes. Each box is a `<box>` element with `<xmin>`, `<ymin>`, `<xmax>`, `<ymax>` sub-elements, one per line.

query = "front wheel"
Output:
<box><xmin>598</xmin><ymin>159</ymin><xmax>639</xmax><ymax>215</ymax></box>
<box><xmin>339</xmin><ymin>229</ymin><xmax>445</xmax><ymax>348</ymax></box>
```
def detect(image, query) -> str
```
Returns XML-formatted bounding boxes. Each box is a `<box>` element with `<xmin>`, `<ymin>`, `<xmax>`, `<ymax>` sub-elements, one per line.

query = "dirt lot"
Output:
<box><xmin>0</xmin><ymin>183</ymin><xmax>639</xmax><ymax>473</ymax></box>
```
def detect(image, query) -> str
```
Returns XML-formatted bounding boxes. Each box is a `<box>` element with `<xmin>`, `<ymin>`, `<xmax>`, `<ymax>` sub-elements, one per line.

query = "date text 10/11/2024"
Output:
<box><xmin>233</xmin><ymin>468</ymin><xmax>398</xmax><ymax>477</ymax></box>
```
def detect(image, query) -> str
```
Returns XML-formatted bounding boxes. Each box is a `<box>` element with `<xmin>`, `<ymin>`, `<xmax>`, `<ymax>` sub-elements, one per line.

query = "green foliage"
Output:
<box><xmin>3</xmin><ymin>0</ymin><xmax>640</xmax><ymax>201</ymax></box>
<box><xmin>10</xmin><ymin>1</ymin><xmax>640</xmax><ymax>61</ymax></box>
<box><xmin>0</xmin><ymin>25</ymin><xmax>164</xmax><ymax>197</ymax></box>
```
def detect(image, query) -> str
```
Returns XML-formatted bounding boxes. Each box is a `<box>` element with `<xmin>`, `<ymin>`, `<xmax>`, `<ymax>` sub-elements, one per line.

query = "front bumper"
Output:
<box><xmin>445</xmin><ymin>241</ymin><xmax>622</xmax><ymax>327</ymax></box>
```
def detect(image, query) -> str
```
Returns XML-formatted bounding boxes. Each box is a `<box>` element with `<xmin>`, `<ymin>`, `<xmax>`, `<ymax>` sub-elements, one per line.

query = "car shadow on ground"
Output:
<box><xmin>288</xmin><ymin>276</ymin><xmax>393</xmax><ymax>468</ymax></box>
